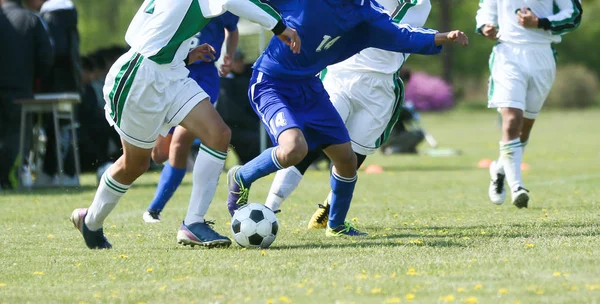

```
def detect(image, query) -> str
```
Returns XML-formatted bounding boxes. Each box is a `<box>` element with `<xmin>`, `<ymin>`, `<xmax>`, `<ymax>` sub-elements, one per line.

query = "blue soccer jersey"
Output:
<box><xmin>249</xmin><ymin>0</ymin><xmax>443</xmax><ymax>150</ymax></box>
<box><xmin>254</xmin><ymin>0</ymin><xmax>442</xmax><ymax>80</ymax></box>
<box><xmin>188</xmin><ymin>12</ymin><xmax>239</xmax><ymax>102</ymax></box>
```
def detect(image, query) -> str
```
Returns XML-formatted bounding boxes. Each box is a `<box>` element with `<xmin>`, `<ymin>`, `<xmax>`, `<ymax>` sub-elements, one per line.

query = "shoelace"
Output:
<box><xmin>233</xmin><ymin>177</ymin><xmax>249</xmax><ymax>205</ymax></box>
<box><xmin>340</xmin><ymin>221</ymin><xmax>359</xmax><ymax>234</ymax></box>
<box><xmin>493</xmin><ymin>174</ymin><xmax>505</xmax><ymax>194</ymax></box>
<box><xmin>204</xmin><ymin>220</ymin><xmax>216</xmax><ymax>226</ymax></box>
<box><xmin>316</xmin><ymin>204</ymin><xmax>329</xmax><ymax>223</ymax></box>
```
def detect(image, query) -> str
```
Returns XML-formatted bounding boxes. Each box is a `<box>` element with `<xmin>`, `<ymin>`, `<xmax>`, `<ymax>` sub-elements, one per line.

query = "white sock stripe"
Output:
<box><xmin>332</xmin><ymin>171</ymin><xmax>358</xmax><ymax>183</ymax></box>
<box><xmin>103</xmin><ymin>169</ymin><xmax>130</xmax><ymax>191</ymax></box>
<box><xmin>271</xmin><ymin>148</ymin><xmax>284</xmax><ymax>170</ymax></box>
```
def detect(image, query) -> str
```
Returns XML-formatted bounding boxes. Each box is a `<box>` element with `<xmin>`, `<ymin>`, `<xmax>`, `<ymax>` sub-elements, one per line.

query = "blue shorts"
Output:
<box><xmin>187</xmin><ymin>62</ymin><xmax>220</xmax><ymax>104</ymax></box>
<box><xmin>248</xmin><ymin>70</ymin><xmax>350</xmax><ymax>150</ymax></box>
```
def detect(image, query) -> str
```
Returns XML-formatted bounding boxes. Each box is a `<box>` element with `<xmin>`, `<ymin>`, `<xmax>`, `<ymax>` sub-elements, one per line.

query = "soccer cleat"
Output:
<box><xmin>226</xmin><ymin>165</ymin><xmax>250</xmax><ymax>216</ymax></box>
<box><xmin>70</xmin><ymin>208</ymin><xmax>112</xmax><ymax>249</ymax></box>
<box><xmin>488</xmin><ymin>160</ymin><xmax>507</xmax><ymax>205</ymax></box>
<box><xmin>142</xmin><ymin>210</ymin><xmax>161</xmax><ymax>223</ymax></box>
<box><xmin>177</xmin><ymin>221</ymin><xmax>231</xmax><ymax>248</ymax></box>
<box><xmin>512</xmin><ymin>187</ymin><xmax>530</xmax><ymax>209</ymax></box>
<box><xmin>325</xmin><ymin>222</ymin><xmax>368</xmax><ymax>237</ymax></box>
<box><xmin>307</xmin><ymin>198</ymin><xmax>330</xmax><ymax>230</ymax></box>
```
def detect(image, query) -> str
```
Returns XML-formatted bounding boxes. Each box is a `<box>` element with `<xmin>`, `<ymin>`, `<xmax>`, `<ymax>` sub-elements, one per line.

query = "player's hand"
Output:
<box><xmin>481</xmin><ymin>24</ymin><xmax>499</xmax><ymax>41</ymax></box>
<box><xmin>219</xmin><ymin>54</ymin><xmax>232</xmax><ymax>77</ymax></box>
<box><xmin>446</xmin><ymin>30</ymin><xmax>469</xmax><ymax>46</ymax></box>
<box><xmin>188</xmin><ymin>43</ymin><xmax>216</xmax><ymax>64</ymax></box>
<box><xmin>518</xmin><ymin>8</ymin><xmax>539</xmax><ymax>28</ymax></box>
<box><xmin>277</xmin><ymin>27</ymin><xmax>301</xmax><ymax>54</ymax></box>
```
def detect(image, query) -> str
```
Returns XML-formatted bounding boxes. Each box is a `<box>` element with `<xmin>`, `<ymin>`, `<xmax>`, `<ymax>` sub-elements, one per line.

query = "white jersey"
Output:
<box><xmin>476</xmin><ymin>0</ymin><xmax>582</xmax><ymax>45</ymax></box>
<box><xmin>327</xmin><ymin>0</ymin><xmax>432</xmax><ymax>75</ymax></box>
<box><xmin>125</xmin><ymin>0</ymin><xmax>282</xmax><ymax>68</ymax></box>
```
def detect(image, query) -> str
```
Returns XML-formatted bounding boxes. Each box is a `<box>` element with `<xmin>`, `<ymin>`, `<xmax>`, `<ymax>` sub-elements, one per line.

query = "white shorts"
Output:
<box><xmin>103</xmin><ymin>51</ymin><xmax>208</xmax><ymax>149</ymax></box>
<box><xmin>487</xmin><ymin>42</ymin><xmax>556</xmax><ymax>119</ymax></box>
<box><xmin>322</xmin><ymin>69</ymin><xmax>403</xmax><ymax>155</ymax></box>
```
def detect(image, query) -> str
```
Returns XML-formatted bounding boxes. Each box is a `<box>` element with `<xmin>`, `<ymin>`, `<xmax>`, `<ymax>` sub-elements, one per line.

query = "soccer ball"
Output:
<box><xmin>230</xmin><ymin>203</ymin><xmax>278</xmax><ymax>248</ymax></box>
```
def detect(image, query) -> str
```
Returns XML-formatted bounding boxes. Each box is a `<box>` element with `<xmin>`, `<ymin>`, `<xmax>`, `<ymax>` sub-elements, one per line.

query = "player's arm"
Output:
<box><xmin>220</xmin><ymin>18</ymin><xmax>240</xmax><ymax>76</ymax></box>
<box><xmin>519</xmin><ymin>0</ymin><xmax>582</xmax><ymax>35</ymax></box>
<box><xmin>217</xmin><ymin>0</ymin><xmax>300</xmax><ymax>53</ymax></box>
<box><xmin>364</xmin><ymin>15</ymin><xmax>467</xmax><ymax>55</ymax></box>
<box><xmin>475</xmin><ymin>0</ymin><xmax>498</xmax><ymax>39</ymax></box>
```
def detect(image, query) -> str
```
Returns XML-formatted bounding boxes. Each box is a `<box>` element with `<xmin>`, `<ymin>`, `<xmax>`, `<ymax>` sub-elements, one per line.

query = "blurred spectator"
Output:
<box><xmin>216</xmin><ymin>50</ymin><xmax>269</xmax><ymax>164</ymax></box>
<box><xmin>32</xmin><ymin>0</ymin><xmax>81</xmax><ymax>185</ymax></box>
<box><xmin>0</xmin><ymin>0</ymin><xmax>53</xmax><ymax>189</ymax></box>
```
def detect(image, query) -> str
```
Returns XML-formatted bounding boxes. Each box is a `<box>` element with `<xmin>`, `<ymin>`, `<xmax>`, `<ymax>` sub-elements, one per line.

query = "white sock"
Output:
<box><xmin>494</xmin><ymin>158</ymin><xmax>505</xmax><ymax>174</ymax></box>
<box><xmin>85</xmin><ymin>167</ymin><xmax>130</xmax><ymax>231</ymax></box>
<box><xmin>184</xmin><ymin>144</ymin><xmax>227</xmax><ymax>225</ymax></box>
<box><xmin>521</xmin><ymin>139</ymin><xmax>529</xmax><ymax>153</ymax></box>
<box><xmin>499</xmin><ymin>138</ymin><xmax>524</xmax><ymax>193</ymax></box>
<box><xmin>264</xmin><ymin>167</ymin><xmax>303</xmax><ymax>211</ymax></box>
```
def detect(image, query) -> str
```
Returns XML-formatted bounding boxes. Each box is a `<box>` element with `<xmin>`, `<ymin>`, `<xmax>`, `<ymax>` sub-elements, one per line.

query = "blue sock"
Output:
<box><xmin>236</xmin><ymin>147</ymin><xmax>283</xmax><ymax>187</ymax></box>
<box><xmin>147</xmin><ymin>163</ymin><xmax>186</xmax><ymax>212</ymax></box>
<box><xmin>328</xmin><ymin>171</ymin><xmax>357</xmax><ymax>228</ymax></box>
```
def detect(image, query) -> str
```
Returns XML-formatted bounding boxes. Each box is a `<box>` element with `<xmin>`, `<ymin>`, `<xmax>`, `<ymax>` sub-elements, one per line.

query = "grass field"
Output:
<box><xmin>1</xmin><ymin>109</ymin><xmax>599</xmax><ymax>304</ymax></box>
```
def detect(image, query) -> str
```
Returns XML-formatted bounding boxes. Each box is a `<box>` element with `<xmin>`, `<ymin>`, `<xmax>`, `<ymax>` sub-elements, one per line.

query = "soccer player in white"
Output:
<box><xmin>263</xmin><ymin>0</ymin><xmax>434</xmax><ymax>228</ymax></box>
<box><xmin>69</xmin><ymin>0</ymin><xmax>300</xmax><ymax>249</ymax></box>
<box><xmin>476</xmin><ymin>0</ymin><xmax>582</xmax><ymax>208</ymax></box>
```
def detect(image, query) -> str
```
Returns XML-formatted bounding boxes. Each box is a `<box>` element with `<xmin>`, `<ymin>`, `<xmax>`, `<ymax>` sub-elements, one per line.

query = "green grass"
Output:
<box><xmin>1</xmin><ymin>109</ymin><xmax>600</xmax><ymax>304</ymax></box>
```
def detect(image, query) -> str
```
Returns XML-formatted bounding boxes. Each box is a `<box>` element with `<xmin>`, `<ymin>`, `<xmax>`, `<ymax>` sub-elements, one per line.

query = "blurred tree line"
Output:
<box><xmin>76</xmin><ymin>0</ymin><xmax>599</xmax><ymax>104</ymax></box>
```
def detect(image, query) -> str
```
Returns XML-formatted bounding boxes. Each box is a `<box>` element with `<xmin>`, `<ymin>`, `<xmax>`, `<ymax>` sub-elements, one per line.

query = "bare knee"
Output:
<box><xmin>202</xmin><ymin>124</ymin><xmax>231</xmax><ymax>152</ymax></box>
<box><xmin>276</xmin><ymin>131</ymin><xmax>308</xmax><ymax>167</ymax></box>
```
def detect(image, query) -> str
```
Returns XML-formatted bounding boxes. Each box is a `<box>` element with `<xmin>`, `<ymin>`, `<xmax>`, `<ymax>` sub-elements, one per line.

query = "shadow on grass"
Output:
<box><xmin>268</xmin><ymin>238</ymin><xmax>466</xmax><ymax>250</ymax></box>
<box><xmin>381</xmin><ymin>164</ymin><xmax>476</xmax><ymax>172</ymax></box>
<box><xmin>5</xmin><ymin>181</ymin><xmax>163</xmax><ymax>196</ymax></box>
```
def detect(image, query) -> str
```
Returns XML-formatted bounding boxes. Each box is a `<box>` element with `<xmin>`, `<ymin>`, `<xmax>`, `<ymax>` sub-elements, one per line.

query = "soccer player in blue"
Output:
<box><xmin>226</xmin><ymin>0</ymin><xmax>468</xmax><ymax>237</ymax></box>
<box><xmin>142</xmin><ymin>13</ymin><xmax>240</xmax><ymax>223</ymax></box>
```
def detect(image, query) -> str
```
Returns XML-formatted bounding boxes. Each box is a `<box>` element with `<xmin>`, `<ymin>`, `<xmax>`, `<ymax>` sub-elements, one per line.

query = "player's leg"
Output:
<box><xmin>486</xmin><ymin>44</ymin><xmax>527</xmax><ymax>206</ymax></box>
<box><xmin>171</xmin><ymin>81</ymin><xmax>232</xmax><ymax>247</ymax></box>
<box><xmin>226</xmin><ymin>72</ymin><xmax>308</xmax><ymax>215</ymax></box>
<box><xmin>264</xmin><ymin>72</ymin><xmax>352</xmax><ymax>215</ymax></box>
<box><xmin>144</xmin><ymin>126</ymin><xmax>194</xmax><ymax>223</ymax></box>
<box><xmin>151</xmin><ymin>130</ymin><xmax>173</xmax><ymax>164</ymax></box>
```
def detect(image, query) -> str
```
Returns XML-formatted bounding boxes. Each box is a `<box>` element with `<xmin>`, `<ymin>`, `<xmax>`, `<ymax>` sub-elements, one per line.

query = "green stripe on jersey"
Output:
<box><xmin>148</xmin><ymin>1</ymin><xmax>209</xmax><ymax>64</ymax></box>
<box><xmin>145</xmin><ymin>0</ymin><xmax>155</xmax><ymax>14</ymax></box>
<box><xmin>249</xmin><ymin>0</ymin><xmax>282</xmax><ymax>21</ymax></box>
<box><xmin>487</xmin><ymin>47</ymin><xmax>496</xmax><ymax>101</ymax></box>
<box><xmin>116</xmin><ymin>55</ymin><xmax>144</xmax><ymax>127</ymax></box>
<box><xmin>392</xmin><ymin>0</ymin><xmax>418</xmax><ymax>23</ymax></box>
<box><xmin>319</xmin><ymin>68</ymin><xmax>328</xmax><ymax>82</ymax></box>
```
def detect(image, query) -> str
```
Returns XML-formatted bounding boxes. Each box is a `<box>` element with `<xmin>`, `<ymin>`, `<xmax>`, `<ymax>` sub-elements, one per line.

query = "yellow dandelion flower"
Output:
<box><xmin>441</xmin><ymin>295</ymin><xmax>455</xmax><ymax>302</ymax></box>
<box><xmin>504</xmin><ymin>259</ymin><xmax>509</xmax><ymax>262</ymax></box>
<box><xmin>405</xmin><ymin>293</ymin><xmax>415</xmax><ymax>301</ymax></box>
<box><xmin>524</xmin><ymin>243</ymin><xmax>535</xmax><ymax>248</ymax></box>
<box><xmin>462</xmin><ymin>237</ymin><xmax>470</xmax><ymax>241</ymax></box>
<box><xmin>474</xmin><ymin>284</ymin><xmax>483</xmax><ymax>290</ymax></box>
<box><xmin>345</xmin><ymin>285</ymin><xmax>353</xmax><ymax>291</ymax></box>
<box><xmin>553</xmin><ymin>272</ymin><xmax>561</xmax><ymax>277</ymax></box>
<box><xmin>159</xmin><ymin>285</ymin><xmax>167</xmax><ymax>291</ymax></box>
<box><xmin>186</xmin><ymin>261</ymin><xmax>191</xmax><ymax>265</ymax></box>
<box><xmin>225</xmin><ymin>221</ymin><xmax>231</xmax><ymax>226</ymax></box>
<box><xmin>307</xmin><ymin>288</ymin><xmax>313</xmax><ymax>295</ymax></box>
<box><xmin>409</xmin><ymin>240</ymin><xmax>424</xmax><ymax>246</ymax></box>
<box><xmin>384</xmin><ymin>297</ymin><xmax>401</xmax><ymax>304</ymax></box>
<box><xmin>266</xmin><ymin>299</ymin><xmax>274</xmax><ymax>304</ymax></box>
<box><xmin>535</xmin><ymin>289</ymin><xmax>544</xmax><ymax>295</ymax></box>
<box><xmin>352</xmin><ymin>217</ymin><xmax>358</xmax><ymax>222</ymax></box>
<box><xmin>374</xmin><ymin>274</ymin><xmax>381</xmax><ymax>279</ymax></box>
<box><xmin>33</xmin><ymin>271</ymin><xmax>44</xmax><ymax>275</ymax></box>
<box><xmin>480</xmin><ymin>231</ymin><xmax>486</xmax><ymax>235</ymax></box>
<box><xmin>563</xmin><ymin>273</ymin><xmax>570</xmax><ymax>277</ymax></box>
<box><xmin>47</xmin><ymin>234</ymin><xmax>55</xmax><ymax>239</ymax></box>
<box><xmin>371</xmin><ymin>288</ymin><xmax>382</xmax><ymax>294</ymax></box>
<box><xmin>261</xmin><ymin>250</ymin><xmax>267</xmax><ymax>256</ymax></box>
<box><xmin>241</xmin><ymin>248</ymin><xmax>247</xmax><ymax>251</ymax></box>
<box><xmin>390</xmin><ymin>272</ymin><xmax>397</xmax><ymax>278</ymax></box>
<box><xmin>570</xmin><ymin>285</ymin><xmax>578</xmax><ymax>291</ymax></box>
<box><xmin>457</xmin><ymin>288</ymin><xmax>465</xmax><ymax>293</ymax></box>
<box><xmin>279</xmin><ymin>296</ymin><xmax>291</xmax><ymax>303</ymax></box>
<box><xmin>136</xmin><ymin>302</ymin><xmax>146</xmax><ymax>304</ymax></box>
<box><xmin>93</xmin><ymin>294</ymin><xmax>101</xmax><ymax>298</ymax></box>
<box><xmin>356</xmin><ymin>287</ymin><xmax>363</xmax><ymax>295</ymax></box>
<box><xmin>77</xmin><ymin>263</ymin><xmax>81</xmax><ymax>267</ymax></box>
<box><xmin>406</xmin><ymin>268</ymin><xmax>417</xmax><ymax>276</ymax></box>
<box><xmin>463</xmin><ymin>297</ymin><xmax>477</xmax><ymax>304</ymax></box>
<box><xmin>136</xmin><ymin>234</ymin><xmax>141</xmax><ymax>237</ymax></box>
<box><xmin>108</xmin><ymin>274</ymin><xmax>116</xmax><ymax>280</ymax></box>
<box><xmin>393</xmin><ymin>214</ymin><xmax>399</xmax><ymax>218</ymax></box>
<box><xmin>355</xmin><ymin>274</ymin><xmax>368</xmax><ymax>279</ymax></box>
<box><xmin>120</xmin><ymin>254</ymin><xmax>128</xmax><ymax>259</ymax></box>
<box><xmin>0</xmin><ymin>283</ymin><xmax>6</xmax><ymax>287</ymax></box>
<box><xmin>298</xmin><ymin>283</ymin><xmax>304</xmax><ymax>288</ymax></box>
<box><xmin>146</xmin><ymin>268</ymin><xmax>153</xmax><ymax>273</ymax></box>
<box><xmin>498</xmin><ymin>288</ymin><xmax>508</xmax><ymax>295</ymax></box>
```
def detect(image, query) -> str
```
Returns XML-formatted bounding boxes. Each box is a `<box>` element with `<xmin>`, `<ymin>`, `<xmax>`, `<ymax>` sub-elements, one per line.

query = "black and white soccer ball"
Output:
<box><xmin>230</xmin><ymin>203</ymin><xmax>278</xmax><ymax>248</ymax></box>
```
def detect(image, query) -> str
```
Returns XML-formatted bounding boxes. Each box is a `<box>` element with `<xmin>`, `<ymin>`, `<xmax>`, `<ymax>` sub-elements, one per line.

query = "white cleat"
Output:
<box><xmin>512</xmin><ymin>187</ymin><xmax>530</xmax><ymax>209</ymax></box>
<box><xmin>488</xmin><ymin>160</ymin><xmax>506</xmax><ymax>205</ymax></box>
<box><xmin>143</xmin><ymin>211</ymin><xmax>161</xmax><ymax>223</ymax></box>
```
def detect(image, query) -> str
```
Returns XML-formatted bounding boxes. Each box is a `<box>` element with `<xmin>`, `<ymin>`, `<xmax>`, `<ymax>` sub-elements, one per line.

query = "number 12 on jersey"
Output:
<box><xmin>316</xmin><ymin>35</ymin><xmax>341</xmax><ymax>52</ymax></box>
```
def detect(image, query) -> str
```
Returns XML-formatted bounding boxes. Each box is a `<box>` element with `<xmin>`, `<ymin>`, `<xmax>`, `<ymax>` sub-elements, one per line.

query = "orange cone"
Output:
<box><xmin>365</xmin><ymin>164</ymin><xmax>384</xmax><ymax>174</ymax></box>
<box><xmin>477</xmin><ymin>158</ymin><xmax>492</xmax><ymax>169</ymax></box>
<box><xmin>521</xmin><ymin>163</ymin><xmax>530</xmax><ymax>171</ymax></box>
